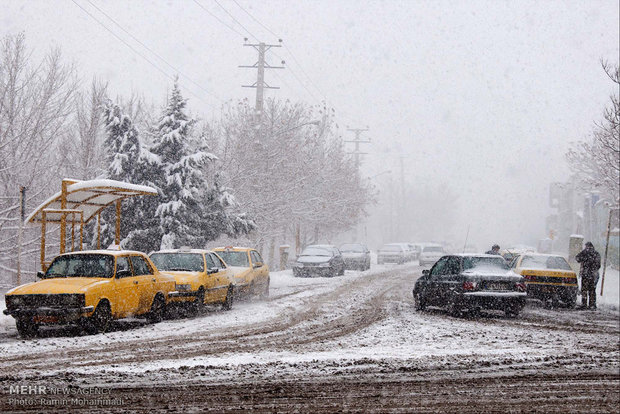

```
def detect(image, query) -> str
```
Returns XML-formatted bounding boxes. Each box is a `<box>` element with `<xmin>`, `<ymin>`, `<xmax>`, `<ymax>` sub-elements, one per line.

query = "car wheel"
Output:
<box><xmin>504</xmin><ymin>302</ymin><xmax>521</xmax><ymax>317</ymax></box>
<box><xmin>413</xmin><ymin>291</ymin><xmax>426</xmax><ymax>311</ymax></box>
<box><xmin>191</xmin><ymin>287</ymin><xmax>205</xmax><ymax>315</ymax></box>
<box><xmin>448</xmin><ymin>302</ymin><xmax>462</xmax><ymax>317</ymax></box>
<box><xmin>16</xmin><ymin>319</ymin><xmax>39</xmax><ymax>338</ymax></box>
<box><xmin>222</xmin><ymin>285</ymin><xmax>234</xmax><ymax>310</ymax></box>
<box><xmin>84</xmin><ymin>301</ymin><xmax>112</xmax><ymax>334</ymax></box>
<box><xmin>147</xmin><ymin>294</ymin><xmax>166</xmax><ymax>323</ymax></box>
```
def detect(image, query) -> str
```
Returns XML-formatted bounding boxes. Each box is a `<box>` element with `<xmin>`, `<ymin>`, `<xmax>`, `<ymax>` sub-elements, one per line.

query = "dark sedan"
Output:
<box><xmin>413</xmin><ymin>254</ymin><xmax>526</xmax><ymax>316</ymax></box>
<box><xmin>293</xmin><ymin>246</ymin><xmax>346</xmax><ymax>278</ymax></box>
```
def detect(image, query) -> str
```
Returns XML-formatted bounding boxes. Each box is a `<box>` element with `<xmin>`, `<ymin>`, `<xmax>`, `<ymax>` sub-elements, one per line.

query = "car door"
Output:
<box><xmin>203</xmin><ymin>253</ymin><xmax>222</xmax><ymax>302</ymax></box>
<box><xmin>112</xmin><ymin>256</ymin><xmax>140</xmax><ymax>317</ymax></box>
<box><xmin>250</xmin><ymin>250</ymin><xmax>268</xmax><ymax>284</ymax></box>
<box><xmin>426</xmin><ymin>257</ymin><xmax>448</xmax><ymax>305</ymax></box>
<box><xmin>441</xmin><ymin>256</ymin><xmax>463</xmax><ymax>304</ymax></box>
<box><xmin>209</xmin><ymin>252</ymin><xmax>231</xmax><ymax>302</ymax></box>
<box><xmin>130</xmin><ymin>255</ymin><xmax>156</xmax><ymax>313</ymax></box>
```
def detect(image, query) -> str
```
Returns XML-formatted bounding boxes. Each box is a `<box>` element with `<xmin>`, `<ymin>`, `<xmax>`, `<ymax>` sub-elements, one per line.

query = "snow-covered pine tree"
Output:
<box><xmin>92</xmin><ymin>99</ymin><xmax>157</xmax><ymax>250</ymax></box>
<box><xmin>150</xmin><ymin>79</ymin><xmax>251</xmax><ymax>249</ymax></box>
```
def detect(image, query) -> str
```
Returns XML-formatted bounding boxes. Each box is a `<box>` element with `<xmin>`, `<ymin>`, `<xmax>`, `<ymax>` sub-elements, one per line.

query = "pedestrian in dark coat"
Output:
<box><xmin>575</xmin><ymin>242</ymin><xmax>601</xmax><ymax>309</ymax></box>
<box><xmin>485</xmin><ymin>244</ymin><xmax>501</xmax><ymax>255</ymax></box>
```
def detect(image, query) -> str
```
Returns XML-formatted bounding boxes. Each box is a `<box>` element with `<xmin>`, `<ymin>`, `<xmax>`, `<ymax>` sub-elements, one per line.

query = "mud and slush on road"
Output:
<box><xmin>1</xmin><ymin>263</ymin><xmax>618</xmax><ymax>413</ymax></box>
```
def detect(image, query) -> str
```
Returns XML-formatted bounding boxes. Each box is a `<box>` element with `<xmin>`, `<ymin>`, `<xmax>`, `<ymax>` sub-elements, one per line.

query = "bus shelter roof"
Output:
<box><xmin>26</xmin><ymin>179</ymin><xmax>157</xmax><ymax>225</ymax></box>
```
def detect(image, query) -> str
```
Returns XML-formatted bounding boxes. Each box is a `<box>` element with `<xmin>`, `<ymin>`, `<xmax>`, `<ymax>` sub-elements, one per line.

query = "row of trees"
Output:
<box><xmin>566</xmin><ymin>61</ymin><xmax>620</xmax><ymax>207</ymax></box>
<box><xmin>0</xmin><ymin>33</ymin><xmax>372</xmax><ymax>283</ymax></box>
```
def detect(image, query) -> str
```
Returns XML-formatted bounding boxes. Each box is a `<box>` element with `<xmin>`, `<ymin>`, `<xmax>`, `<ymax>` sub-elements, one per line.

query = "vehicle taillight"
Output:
<box><xmin>523</xmin><ymin>274</ymin><xmax>534</xmax><ymax>281</ymax></box>
<box><xmin>515</xmin><ymin>282</ymin><xmax>526</xmax><ymax>292</ymax></box>
<box><xmin>463</xmin><ymin>281</ymin><xmax>475</xmax><ymax>291</ymax></box>
<box><xmin>563</xmin><ymin>277</ymin><xmax>575</xmax><ymax>284</ymax></box>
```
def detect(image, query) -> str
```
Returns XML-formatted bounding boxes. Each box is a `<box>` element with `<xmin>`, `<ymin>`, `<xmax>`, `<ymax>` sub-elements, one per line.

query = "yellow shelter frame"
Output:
<box><xmin>26</xmin><ymin>179</ymin><xmax>157</xmax><ymax>271</ymax></box>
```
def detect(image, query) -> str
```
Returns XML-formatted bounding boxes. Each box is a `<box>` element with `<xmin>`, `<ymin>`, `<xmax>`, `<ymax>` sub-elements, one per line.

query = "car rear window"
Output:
<box><xmin>216</xmin><ymin>251</ymin><xmax>250</xmax><ymax>267</ymax></box>
<box><xmin>463</xmin><ymin>256</ymin><xmax>509</xmax><ymax>271</ymax></box>
<box><xmin>150</xmin><ymin>253</ymin><xmax>205</xmax><ymax>272</ymax></box>
<box><xmin>340</xmin><ymin>244</ymin><xmax>365</xmax><ymax>252</ymax></box>
<box><xmin>380</xmin><ymin>245</ymin><xmax>402</xmax><ymax>252</ymax></box>
<box><xmin>520</xmin><ymin>255</ymin><xmax>572</xmax><ymax>270</ymax></box>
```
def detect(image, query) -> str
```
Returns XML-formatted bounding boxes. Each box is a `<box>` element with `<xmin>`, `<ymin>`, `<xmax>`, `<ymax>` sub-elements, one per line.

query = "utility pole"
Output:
<box><xmin>345</xmin><ymin>128</ymin><xmax>371</xmax><ymax>169</ymax></box>
<box><xmin>17</xmin><ymin>186</ymin><xmax>26</xmax><ymax>285</ymax></box>
<box><xmin>239</xmin><ymin>39</ymin><xmax>284</xmax><ymax>116</ymax></box>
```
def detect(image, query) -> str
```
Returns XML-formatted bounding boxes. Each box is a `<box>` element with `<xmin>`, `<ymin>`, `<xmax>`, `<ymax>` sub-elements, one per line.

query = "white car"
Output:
<box><xmin>377</xmin><ymin>244</ymin><xmax>407</xmax><ymax>264</ymax></box>
<box><xmin>419</xmin><ymin>244</ymin><xmax>445</xmax><ymax>266</ymax></box>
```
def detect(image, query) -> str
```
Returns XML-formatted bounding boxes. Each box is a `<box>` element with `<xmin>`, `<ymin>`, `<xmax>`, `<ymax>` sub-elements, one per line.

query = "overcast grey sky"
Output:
<box><xmin>3</xmin><ymin>0</ymin><xmax>619</xmax><ymax>248</ymax></box>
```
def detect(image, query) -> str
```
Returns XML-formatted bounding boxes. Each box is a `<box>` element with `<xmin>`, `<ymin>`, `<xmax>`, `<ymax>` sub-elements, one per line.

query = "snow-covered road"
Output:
<box><xmin>1</xmin><ymin>263</ymin><xmax>618</xmax><ymax>412</ymax></box>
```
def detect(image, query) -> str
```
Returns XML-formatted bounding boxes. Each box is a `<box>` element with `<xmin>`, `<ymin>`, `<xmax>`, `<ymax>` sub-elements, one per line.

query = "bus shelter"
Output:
<box><xmin>26</xmin><ymin>179</ymin><xmax>157</xmax><ymax>271</ymax></box>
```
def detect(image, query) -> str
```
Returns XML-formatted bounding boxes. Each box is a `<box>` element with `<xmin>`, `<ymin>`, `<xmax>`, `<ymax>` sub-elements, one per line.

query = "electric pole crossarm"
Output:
<box><xmin>240</xmin><ymin>41</ymin><xmax>285</xmax><ymax>114</ymax></box>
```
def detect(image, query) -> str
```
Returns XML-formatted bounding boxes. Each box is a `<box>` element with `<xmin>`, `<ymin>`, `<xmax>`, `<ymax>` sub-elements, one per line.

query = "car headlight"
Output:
<box><xmin>319</xmin><ymin>263</ymin><xmax>330</xmax><ymax>267</ymax></box>
<box><xmin>176</xmin><ymin>284</ymin><xmax>192</xmax><ymax>291</ymax></box>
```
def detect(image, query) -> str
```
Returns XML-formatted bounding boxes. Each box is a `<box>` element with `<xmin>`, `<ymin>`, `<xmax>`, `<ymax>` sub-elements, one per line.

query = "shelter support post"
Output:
<box><xmin>41</xmin><ymin>211</ymin><xmax>47</xmax><ymax>272</ymax></box>
<box><xmin>115</xmin><ymin>200</ymin><xmax>121</xmax><ymax>246</ymax></box>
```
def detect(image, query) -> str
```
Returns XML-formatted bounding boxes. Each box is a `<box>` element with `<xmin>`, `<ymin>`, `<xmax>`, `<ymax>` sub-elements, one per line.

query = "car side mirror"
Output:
<box><xmin>37</xmin><ymin>271</ymin><xmax>45</xmax><ymax>279</ymax></box>
<box><xmin>116</xmin><ymin>269</ymin><xmax>132</xmax><ymax>278</ymax></box>
<box><xmin>207</xmin><ymin>267</ymin><xmax>218</xmax><ymax>274</ymax></box>
<box><xmin>422</xmin><ymin>269</ymin><xmax>430</xmax><ymax>276</ymax></box>
<box><xmin>253</xmin><ymin>263</ymin><xmax>262</xmax><ymax>269</ymax></box>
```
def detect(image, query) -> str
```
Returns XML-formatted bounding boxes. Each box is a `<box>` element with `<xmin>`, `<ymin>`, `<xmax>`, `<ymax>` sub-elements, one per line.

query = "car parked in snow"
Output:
<box><xmin>150</xmin><ymin>248</ymin><xmax>235</xmax><ymax>312</ymax></box>
<box><xmin>3</xmin><ymin>250</ymin><xmax>175</xmax><ymax>337</ymax></box>
<box><xmin>339</xmin><ymin>243</ymin><xmax>371</xmax><ymax>271</ymax></box>
<box><xmin>413</xmin><ymin>254</ymin><xmax>526</xmax><ymax>317</ymax></box>
<box><xmin>293</xmin><ymin>245</ymin><xmax>346</xmax><ymax>277</ymax></box>
<box><xmin>418</xmin><ymin>244</ymin><xmax>445</xmax><ymax>266</ymax></box>
<box><xmin>511</xmin><ymin>253</ymin><xmax>578</xmax><ymax>308</ymax></box>
<box><xmin>377</xmin><ymin>243</ymin><xmax>408</xmax><ymax>264</ymax></box>
<box><xmin>212</xmin><ymin>247</ymin><xmax>270</xmax><ymax>299</ymax></box>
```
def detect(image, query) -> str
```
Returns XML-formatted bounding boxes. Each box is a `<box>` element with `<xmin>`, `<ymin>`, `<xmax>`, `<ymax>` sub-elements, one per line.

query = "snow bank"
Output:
<box><xmin>598</xmin><ymin>266</ymin><xmax>619</xmax><ymax>310</ymax></box>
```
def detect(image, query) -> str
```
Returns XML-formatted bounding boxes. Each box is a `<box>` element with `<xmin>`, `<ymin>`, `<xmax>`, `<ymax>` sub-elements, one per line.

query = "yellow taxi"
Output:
<box><xmin>511</xmin><ymin>253</ymin><xmax>578</xmax><ymax>308</ymax></box>
<box><xmin>3</xmin><ymin>250</ymin><xmax>176</xmax><ymax>337</ymax></box>
<box><xmin>149</xmin><ymin>248</ymin><xmax>235</xmax><ymax>312</ymax></box>
<box><xmin>212</xmin><ymin>246</ymin><xmax>269</xmax><ymax>299</ymax></box>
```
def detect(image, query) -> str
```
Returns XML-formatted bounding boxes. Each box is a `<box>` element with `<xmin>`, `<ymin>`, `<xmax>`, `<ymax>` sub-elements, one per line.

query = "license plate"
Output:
<box><xmin>33</xmin><ymin>315</ymin><xmax>58</xmax><ymax>323</ymax></box>
<box><xmin>486</xmin><ymin>282</ymin><xmax>508</xmax><ymax>291</ymax></box>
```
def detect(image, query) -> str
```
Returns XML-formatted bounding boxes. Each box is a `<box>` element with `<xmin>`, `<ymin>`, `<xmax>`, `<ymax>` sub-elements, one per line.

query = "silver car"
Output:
<box><xmin>339</xmin><ymin>243</ymin><xmax>371</xmax><ymax>271</ymax></box>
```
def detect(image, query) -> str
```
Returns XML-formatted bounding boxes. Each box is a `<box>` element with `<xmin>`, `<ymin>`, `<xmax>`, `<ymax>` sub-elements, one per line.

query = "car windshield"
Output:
<box><xmin>45</xmin><ymin>254</ymin><xmax>114</xmax><ymax>278</ymax></box>
<box><xmin>463</xmin><ymin>256</ymin><xmax>510</xmax><ymax>271</ymax></box>
<box><xmin>380</xmin><ymin>245</ymin><xmax>402</xmax><ymax>252</ymax></box>
<box><xmin>340</xmin><ymin>244</ymin><xmax>364</xmax><ymax>252</ymax></box>
<box><xmin>520</xmin><ymin>255</ymin><xmax>572</xmax><ymax>270</ymax></box>
<box><xmin>301</xmin><ymin>247</ymin><xmax>332</xmax><ymax>256</ymax></box>
<box><xmin>423</xmin><ymin>246</ymin><xmax>443</xmax><ymax>253</ymax></box>
<box><xmin>150</xmin><ymin>253</ymin><xmax>204</xmax><ymax>272</ymax></box>
<box><xmin>216</xmin><ymin>250</ymin><xmax>250</xmax><ymax>267</ymax></box>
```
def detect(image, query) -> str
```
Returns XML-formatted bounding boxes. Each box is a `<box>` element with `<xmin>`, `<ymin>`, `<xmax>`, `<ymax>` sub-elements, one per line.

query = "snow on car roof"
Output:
<box><xmin>151</xmin><ymin>249</ymin><xmax>212</xmax><ymax>254</ymax></box>
<box><xmin>26</xmin><ymin>178</ymin><xmax>157</xmax><ymax>226</ymax></box>
<box><xmin>58</xmin><ymin>249</ymin><xmax>147</xmax><ymax>257</ymax></box>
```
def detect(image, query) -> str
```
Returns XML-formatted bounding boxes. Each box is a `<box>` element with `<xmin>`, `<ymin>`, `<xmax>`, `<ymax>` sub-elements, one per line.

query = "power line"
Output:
<box><xmin>213</xmin><ymin>0</ymin><xmax>258</xmax><ymax>42</ymax></box>
<box><xmin>71</xmin><ymin>0</ymin><xmax>215</xmax><ymax>107</ymax></box>
<box><xmin>84</xmin><ymin>0</ymin><xmax>224</xmax><ymax>103</ymax></box>
<box><xmin>192</xmin><ymin>0</ymin><xmax>246</xmax><ymax>39</ymax></box>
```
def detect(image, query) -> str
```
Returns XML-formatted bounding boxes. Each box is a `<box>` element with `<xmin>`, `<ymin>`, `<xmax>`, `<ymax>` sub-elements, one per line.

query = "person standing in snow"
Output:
<box><xmin>575</xmin><ymin>241</ymin><xmax>601</xmax><ymax>310</ymax></box>
<box><xmin>485</xmin><ymin>244</ymin><xmax>501</xmax><ymax>255</ymax></box>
